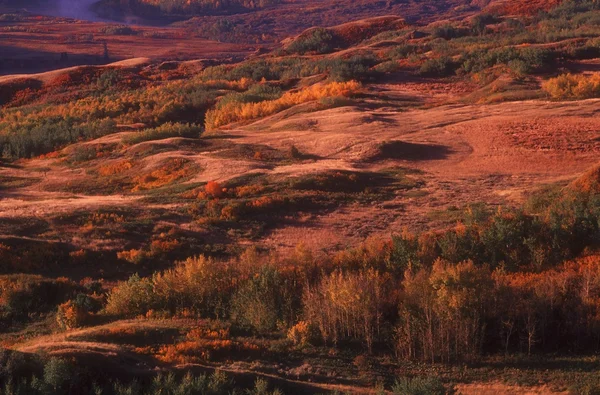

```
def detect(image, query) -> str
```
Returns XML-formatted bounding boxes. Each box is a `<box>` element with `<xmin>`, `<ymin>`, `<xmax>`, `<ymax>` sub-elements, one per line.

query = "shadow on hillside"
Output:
<box><xmin>0</xmin><ymin>45</ymin><xmax>113</xmax><ymax>76</ymax></box>
<box><xmin>369</xmin><ymin>140</ymin><xmax>452</xmax><ymax>162</ymax></box>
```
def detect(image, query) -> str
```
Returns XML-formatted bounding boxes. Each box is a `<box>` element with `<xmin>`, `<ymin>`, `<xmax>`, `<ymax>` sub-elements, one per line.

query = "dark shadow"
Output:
<box><xmin>360</xmin><ymin>113</ymin><xmax>399</xmax><ymax>125</ymax></box>
<box><xmin>67</xmin><ymin>325</ymin><xmax>181</xmax><ymax>347</ymax></box>
<box><xmin>368</xmin><ymin>140</ymin><xmax>451</xmax><ymax>162</ymax></box>
<box><xmin>0</xmin><ymin>160</ymin><xmax>22</xmax><ymax>169</ymax></box>
<box><xmin>203</xmin><ymin>133</ymin><xmax>245</xmax><ymax>140</ymax></box>
<box><xmin>0</xmin><ymin>44</ymin><xmax>115</xmax><ymax>76</ymax></box>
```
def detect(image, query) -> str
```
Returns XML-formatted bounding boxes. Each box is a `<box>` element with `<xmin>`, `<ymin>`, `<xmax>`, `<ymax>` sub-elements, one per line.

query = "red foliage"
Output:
<box><xmin>491</xmin><ymin>0</ymin><xmax>563</xmax><ymax>15</ymax></box>
<box><xmin>205</xmin><ymin>180</ymin><xmax>224</xmax><ymax>198</ymax></box>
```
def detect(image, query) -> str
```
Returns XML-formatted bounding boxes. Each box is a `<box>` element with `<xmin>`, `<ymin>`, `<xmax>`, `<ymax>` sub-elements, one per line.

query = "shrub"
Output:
<box><xmin>104</xmin><ymin>274</ymin><xmax>156</xmax><ymax>317</ymax></box>
<box><xmin>147</xmin><ymin>371</ymin><xmax>233</xmax><ymax>394</ymax></box>
<box><xmin>419</xmin><ymin>57</ymin><xmax>455</xmax><ymax>77</ymax></box>
<box><xmin>432</xmin><ymin>24</ymin><xmax>463</xmax><ymax>39</ymax></box>
<box><xmin>326</xmin><ymin>55</ymin><xmax>377</xmax><ymax>82</ymax></box>
<box><xmin>231</xmin><ymin>266</ymin><xmax>290</xmax><ymax>334</ymax></box>
<box><xmin>460</xmin><ymin>47</ymin><xmax>553</xmax><ymax>75</ymax></box>
<box><xmin>392</xmin><ymin>376</ymin><xmax>447</xmax><ymax>395</ymax></box>
<box><xmin>215</xmin><ymin>84</ymin><xmax>282</xmax><ymax>110</ymax></box>
<box><xmin>99</xmin><ymin>25</ymin><xmax>137</xmax><ymax>35</ymax></box>
<box><xmin>287</xmin><ymin>28</ymin><xmax>337</xmax><ymax>54</ymax></box>
<box><xmin>287</xmin><ymin>321</ymin><xmax>318</xmax><ymax>347</ymax></box>
<box><xmin>132</xmin><ymin>157</ymin><xmax>196</xmax><ymax>191</ymax></box>
<box><xmin>205</xmin><ymin>180</ymin><xmax>224</xmax><ymax>198</ymax></box>
<box><xmin>0</xmin><ymin>118</ymin><xmax>116</xmax><ymax>159</ymax></box>
<box><xmin>96</xmin><ymin>69</ymin><xmax>122</xmax><ymax>90</ymax></box>
<box><xmin>542</xmin><ymin>73</ymin><xmax>600</xmax><ymax>99</ymax></box>
<box><xmin>388</xmin><ymin>44</ymin><xmax>418</xmax><ymax>60</ymax></box>
<box><xmin>152</xmin><ymin>255</ymin><xmax>237</xmax><ymax>318</ymax></box>
<box><xmin>42</xmin><ymin>358</ymin><xmax>72</xmax><ymax>393</ymax></box>
<box><xmin>0</xmin><ymin>14</ymin><xmax>23</xmax><ymax>22</ymax></box>
<box><xmin>123</xmin><ymin>122</ymin><xmax>202</xmax><ymax>145</ymax></box>
<box><xmin>56</xmin><ymin>300</ymin><xmax>88</xmax><ymax>330</ymax></box>
<box><xmin>470</xmin><ymin>13</ymin><xmax>498</xmax><ymax>35</ymax></box>
<box><xmin>0</xmin><ymin>275</ymin><xmax>78</xmax><ymax>321</ymax></box>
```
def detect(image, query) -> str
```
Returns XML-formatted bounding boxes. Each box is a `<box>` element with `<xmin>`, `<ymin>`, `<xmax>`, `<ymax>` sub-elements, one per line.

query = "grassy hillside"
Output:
<box><xmin>2</xmin><ymin>0</ymin><xmax>600</xmax><ymax>393</ymax></box>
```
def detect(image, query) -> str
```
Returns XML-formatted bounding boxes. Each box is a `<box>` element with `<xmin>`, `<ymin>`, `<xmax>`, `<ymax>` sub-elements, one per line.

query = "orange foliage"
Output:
<box><xmin>150</xmin><ymin>239</ymin><xmax>181</xmax><ymax>255</ymax></box>
<box><xmin>98</xmin><ymin>160</ymin><xmax>134</xmax><ymax>176</ymax></box>
<box><xmin>117</xmin><ymin>248</ymin><xmax>146</xmax><ymax>264</ymax></box>
<box><xmin>85</xmin><ymin>212</ymin><xmax>125</xmax><ymax>228</ymax></box>
<box><xmin>205</xmin><ymin>180</ymin><xmax>224</xmax><ymax>198</ymax></box>
<box><xmin>56</xmin><ymin>300</ymin><xmax>88</xmax><ymax>330</ymax></box>
<box><xmin>234</xmin><ymin>184</ymin><xmax>266</xmax><ymax>198</ymax></box>
<box><xmin>569</xmin><ymin>164</ymin><xmax>600</xmax><ymax>194</ymax></box>
<box><xmin>492</xmin><ymin>0</ymin><xmax>563</xmax><ymax>15</ymax></box>
<box><xmin>156</xmin><ymin>326</ymin><xmax>260</xmax><ymax>363</ymax></box>
<box><xmin>205</xmin><ymin>81</ymin><xmax>361</xmax><ymax>130</ymax></box>
<box><xmin>133</xmin><ymin>158</ymin><xmax>195</xmax><ymax>191</ymax></box>
<box><xmin>543</xmin><ymin>73</ymin><xmax>600</xmax><ymax>99</ymax></box>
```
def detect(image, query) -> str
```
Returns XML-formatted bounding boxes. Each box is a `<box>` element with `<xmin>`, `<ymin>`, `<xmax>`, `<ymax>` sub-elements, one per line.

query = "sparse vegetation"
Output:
<box><xmin>3</xmin><ymin>0</ymin><xmax>600</xmax><ymax>392</ymax></box>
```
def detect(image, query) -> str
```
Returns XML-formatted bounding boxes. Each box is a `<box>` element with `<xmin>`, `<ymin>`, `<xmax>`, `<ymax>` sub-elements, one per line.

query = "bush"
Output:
<box><xmin>56</xmin><ymin>294</ymin><xmax>98</xmax><ymax>330</ymax></box>
<box><xmin>460</xmin><ymin>47</ymin><xmax>554</xmax><ymax>75</ymax></box>
<box><xmin>287</xmin><ymin>28</ymin><xmax>337</xmax><ymax>54</ymax></box>
<box><xmin>287</xmin><ymin>321</ymin><xmax>318</xmax><ymax>347</ymax></box>
<box><xmin>152</xmin><ymin>255</ymin><xmax>237</xmax><ymax>318</ymax></box>
<box><xmin>205</xmin><ymin>180</ymin><xmax>224</xmax><ymax>198</ymax></box>
<box><xmin>542</xmin><ymin>73</ymin><xmax>600</xmax><ymax>99</ymax></box>
<box><xmin>392</xmin><ymin>376</ymin><xmax>447</xmax><ymax>395</ymax></box>
<box><xmin>42</xmin><ymin>358</ymin><xmax>72</xmax><ymax>393</ymax></box>
<box><xmin>419</xmin><ymin>57</ymin><xmax>455</xmax><ymax>77</ymax></box>
<box><xmin>325</xmin><ymin>54</ymin><xmax>378</xmax><ymax>82</ymax></box>
<box><xmin>123</xmin><ymin>122</ymin><xmax>202</xmax><ymax>145</ymax></box>
<box><xmin>216</xmin><ymin>84</ymin><xmax>282</xmax><ymax>110</ymax></box>
<box><xmin>432</xmin><ymin>24</ymin><xmax>464</xmax><ymax>39</ymax></box>
<box><xmin>56</xmin><ymin>300</ymin><xmax>88</xmax><ymax>330</ymax></box>
<box><xmin>388</xmin><ymin>44</ymin><xmax>418</xmax><ymax>60</ymax></box>
<box><xmin>231</xmin><ymin>266</ymin><xmax>291</xmax><ymax>334</ymax></box>
<box><xmin>470</xmin><ymin>13</ymin><xmax>498</xmax><ymax>35</ymax></box>
<box><xmin>104</xmin><ymin>274</ymin><xmax>156</xmax><ymax>317</ymax></box>
<box><xmin>0</xmin><ymin>118</ymin><xmax>116</xmax><ymax>159</ymax></box>
<box><xmin>99</xmin><ymin>25</ymin><xmax>137</xmax><ymax>35</ymax></box>
<box><xmin>0</xmin><ymin>275</ymin><xmax>79</xmax><ymax>322</ymax></box>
